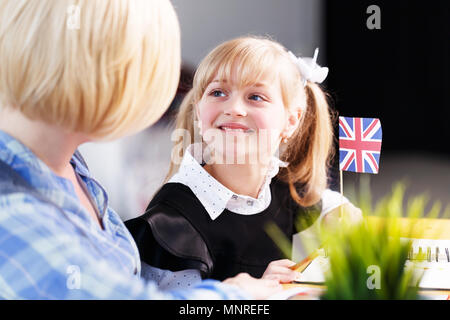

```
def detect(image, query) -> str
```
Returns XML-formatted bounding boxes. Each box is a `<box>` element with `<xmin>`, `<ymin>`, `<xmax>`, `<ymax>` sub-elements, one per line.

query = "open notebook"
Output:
<box><xmin>294</xmin><ymin>239</ymin><xmax>450</xmax><ymax>290</ymax></box>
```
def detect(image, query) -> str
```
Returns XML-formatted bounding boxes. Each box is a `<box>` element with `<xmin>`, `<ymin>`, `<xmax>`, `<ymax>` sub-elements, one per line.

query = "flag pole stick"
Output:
<box><xmin>339</xmin><ymin>169</ymin><xmax>344</xmax><ymax>218</ymax></box>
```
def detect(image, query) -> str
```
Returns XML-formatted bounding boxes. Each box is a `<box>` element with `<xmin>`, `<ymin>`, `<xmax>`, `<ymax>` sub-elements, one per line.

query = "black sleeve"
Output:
<box><xmin>124</xmin><ymin>205</ymin><xmax>214</xmax><ymax>279</ymax></box>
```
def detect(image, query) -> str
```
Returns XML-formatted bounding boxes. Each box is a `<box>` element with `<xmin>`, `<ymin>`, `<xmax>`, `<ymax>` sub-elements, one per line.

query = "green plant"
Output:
<box><xmin>266</xmin><ymin>178</ymin><xmax>450</xmax><ymax>300</ymax></box>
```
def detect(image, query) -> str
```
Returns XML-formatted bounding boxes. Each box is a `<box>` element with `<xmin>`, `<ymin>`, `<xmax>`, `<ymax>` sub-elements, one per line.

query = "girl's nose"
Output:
<box><xmin>223</xmin><ymin>98</ymin><xmax>247</xmax><ymax>117</ymax></box>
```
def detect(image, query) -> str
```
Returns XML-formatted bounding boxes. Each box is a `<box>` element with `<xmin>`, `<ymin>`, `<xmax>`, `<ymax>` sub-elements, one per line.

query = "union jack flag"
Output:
<box><xmin>339</xmin><ymin>117</ymin><xmax>382</xmax><ymax>174</ymax></box>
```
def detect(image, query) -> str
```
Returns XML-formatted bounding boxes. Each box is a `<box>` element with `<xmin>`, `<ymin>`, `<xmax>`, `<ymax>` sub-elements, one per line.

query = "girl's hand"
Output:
<box><xmin>261</xmin><ymin>259</ymin><xmax>300</xmax><ymax>283</ymax></box>
<box><xmin>223</xmin><ymin>272</ymin><xmax>282</xmax><ymax>299</ymax></box>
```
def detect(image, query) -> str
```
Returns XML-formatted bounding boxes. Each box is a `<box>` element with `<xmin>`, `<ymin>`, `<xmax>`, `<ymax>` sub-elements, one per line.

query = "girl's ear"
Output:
<box><xmin>285</xmin><ymin>108</ymin><xmax>302</xmax><ymax>138</ymax></box>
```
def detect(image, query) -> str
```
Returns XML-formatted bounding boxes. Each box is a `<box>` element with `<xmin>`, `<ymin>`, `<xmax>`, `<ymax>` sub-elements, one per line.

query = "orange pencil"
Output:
<box><xmin>289</xmin><ymin>250</ymin><xmax>320</xmax><ymax>271</ymax></box>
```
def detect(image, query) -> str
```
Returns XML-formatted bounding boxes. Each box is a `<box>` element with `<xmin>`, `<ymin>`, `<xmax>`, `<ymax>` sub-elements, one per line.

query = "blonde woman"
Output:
<box><xmin>126</xmin><ymin>36</ymin><xmax>362</xmax><ymax>288</ymax></box>
<box><xmin>0</xmin><ymin>1</ymin><xmax>281</xmax><ymax>299</ymax></box>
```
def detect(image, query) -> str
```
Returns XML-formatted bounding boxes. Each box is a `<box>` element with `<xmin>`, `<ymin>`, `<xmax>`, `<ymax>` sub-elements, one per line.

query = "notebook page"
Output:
<box><xmin>294</xmin><ymin>239</ymin><xmax>450</xmax><ymax>288</ymax></box>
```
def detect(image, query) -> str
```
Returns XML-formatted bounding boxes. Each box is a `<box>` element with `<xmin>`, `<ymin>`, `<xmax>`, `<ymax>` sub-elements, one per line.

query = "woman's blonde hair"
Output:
<box><xmin>168</xmin><ymin>36</ymin><xmax>335</xmax><ymax>207</ymax></box>
<box><xmin>0</xmin><ymin>0</ymin><xmax>180</xmax><ymax>140</ymax></box>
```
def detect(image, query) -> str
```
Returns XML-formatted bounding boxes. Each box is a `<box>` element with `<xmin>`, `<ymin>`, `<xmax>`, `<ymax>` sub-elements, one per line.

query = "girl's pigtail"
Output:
<box><xmin>279</xmin><ymin>82</ymin><xmax>335</xmax><ymax>207</ymax></box>
<box><xmin>164</xmin><ymin>89</ymin><xmax>197</xmax><ymax>182</ymax></box>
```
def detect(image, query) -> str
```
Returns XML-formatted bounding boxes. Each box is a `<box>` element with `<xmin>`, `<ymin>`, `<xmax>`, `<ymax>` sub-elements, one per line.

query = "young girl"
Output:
<box><xmin>125</xmin><ymin>36</ymin><xmax>361</xmax><ymax>289</ymax></box>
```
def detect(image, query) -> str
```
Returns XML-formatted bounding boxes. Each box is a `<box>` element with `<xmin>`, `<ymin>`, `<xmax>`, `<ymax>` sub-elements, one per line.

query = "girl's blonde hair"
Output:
<box><xmin>168</xmin><ymin>36</ymin><xmax>335</xmax><ymax>207</ymax></box>
<box><xmin>0</xmin><ymin>0</ymin><xmax>180</xmax><ymax>140</ymax></box>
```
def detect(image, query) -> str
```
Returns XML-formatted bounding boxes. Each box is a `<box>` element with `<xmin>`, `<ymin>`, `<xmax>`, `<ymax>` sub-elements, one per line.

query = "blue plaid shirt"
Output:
<box><xmin>0</xmin><ymin>130</ymin><xmax>248</xmax><ymax>299</ymax></box>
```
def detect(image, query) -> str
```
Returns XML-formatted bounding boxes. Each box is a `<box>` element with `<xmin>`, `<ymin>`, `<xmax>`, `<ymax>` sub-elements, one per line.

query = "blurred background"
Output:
<box><xmin>80</xmin><ymin>0</ymin><xmax>449</xmax><ymax>221</ymax></box>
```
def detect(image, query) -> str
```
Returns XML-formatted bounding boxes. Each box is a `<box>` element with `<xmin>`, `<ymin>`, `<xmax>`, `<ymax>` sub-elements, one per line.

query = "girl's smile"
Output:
<box><xmin>216</xmin><ymin>122</ymin><xmax>255</xmax><ymax>134</ymax></box>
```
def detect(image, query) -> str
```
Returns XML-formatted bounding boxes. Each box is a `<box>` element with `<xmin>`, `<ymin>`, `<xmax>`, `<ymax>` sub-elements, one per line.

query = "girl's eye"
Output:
<box><xmin>249</xmin><ymin>94</ymin><xmax>264</xmax><ymax>101</ymax></box>
<box><xmin>210</xmin><ymin>90</ymin><xmax>226</xmax><ymax>97</ymax></box>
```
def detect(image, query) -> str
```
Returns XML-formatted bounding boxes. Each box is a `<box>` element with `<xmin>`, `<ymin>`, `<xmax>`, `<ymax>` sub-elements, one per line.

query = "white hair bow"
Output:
<box><xmin>287</xmin><ymin>48</ymin><xmax>329</xmax><ymax>87</ymax></box>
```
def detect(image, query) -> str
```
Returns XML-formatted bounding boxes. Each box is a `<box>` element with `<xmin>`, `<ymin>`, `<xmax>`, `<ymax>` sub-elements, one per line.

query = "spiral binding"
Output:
<box><xmin>408</xmin><ymin>246</ymin><xmax>450</xmax><ymax>262</ymax></box>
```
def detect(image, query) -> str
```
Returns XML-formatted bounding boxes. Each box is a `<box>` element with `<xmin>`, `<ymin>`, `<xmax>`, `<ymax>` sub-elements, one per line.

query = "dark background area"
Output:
<box><xmin>325</xmin><ymin>0</ymin><xmax>449</xmax><ymax>212</ymax></box>
<box><xmin>325</xmin><ymin>0</ymin><xmax>449</xmax><ymax>155</ymax></box>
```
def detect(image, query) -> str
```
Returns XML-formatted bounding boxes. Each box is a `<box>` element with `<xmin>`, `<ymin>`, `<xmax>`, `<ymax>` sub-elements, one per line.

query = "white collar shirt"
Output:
<box><xmin>169</xmin><ymin>143</ymin><xmax>288</xmax><ymax>220</ymax></box>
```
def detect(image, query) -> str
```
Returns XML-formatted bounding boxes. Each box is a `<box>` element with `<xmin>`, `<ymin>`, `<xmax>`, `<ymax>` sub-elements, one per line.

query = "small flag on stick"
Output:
<box><xmin>338</xmin><ymin>116</ymin><xmax>383</xmax><ymax>217</ymax></box>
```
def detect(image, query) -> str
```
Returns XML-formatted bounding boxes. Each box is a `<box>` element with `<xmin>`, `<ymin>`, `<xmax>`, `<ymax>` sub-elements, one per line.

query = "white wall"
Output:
<box><xmin>171</xmin><ymin>0</ymin><xmax>324</xmax><ymax>67</ymax></box>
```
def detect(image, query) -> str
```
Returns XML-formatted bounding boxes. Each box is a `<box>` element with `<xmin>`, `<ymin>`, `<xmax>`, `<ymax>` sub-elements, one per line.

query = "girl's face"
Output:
<box><xmin>196</xmin><ymin>72</ymin><xmax>300</xmax><ymax>165</ymax></box>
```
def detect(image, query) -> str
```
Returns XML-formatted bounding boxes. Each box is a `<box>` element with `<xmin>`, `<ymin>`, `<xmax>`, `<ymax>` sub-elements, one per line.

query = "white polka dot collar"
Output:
<box><xmin>169</xmin><ymin>143</ymin><xmax>288</xmax><ymax>220</ymax></box>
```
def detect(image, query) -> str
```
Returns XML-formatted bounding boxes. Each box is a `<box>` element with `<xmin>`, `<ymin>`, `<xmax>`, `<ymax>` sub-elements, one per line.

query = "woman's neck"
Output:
<box><xmin>0</xmin><ymin>108</ymin><xmax>88</xmax><ymax>177</ymax></box>
<box><xmin>203</xmin><ymin>161</ymin><xmax>271</xmax><ymax>198</ymax></box>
